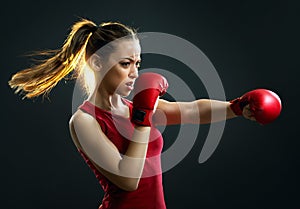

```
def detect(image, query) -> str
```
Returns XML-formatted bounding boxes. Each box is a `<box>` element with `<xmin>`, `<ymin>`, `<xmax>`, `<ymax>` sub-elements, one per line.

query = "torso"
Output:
<box><xmin>70</xmin><ymin>99</ymin><xmax>166</xmax><ymax>209</ymax></box>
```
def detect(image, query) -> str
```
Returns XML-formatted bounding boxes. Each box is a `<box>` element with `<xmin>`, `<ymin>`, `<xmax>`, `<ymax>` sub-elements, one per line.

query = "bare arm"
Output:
<box><xmin>191</xmin><ymin>99</ymin><xmax>237</xmax><ymax>124</ymax></box>
<box><xmin>154</xmin><ymin>99</ymin><xmax>238</xmax><ymax>125</ymax></box>
<box><xmin>69</xmin><ymin>110</ymin><xmax>150</xmax><ymax>191</ymax></box>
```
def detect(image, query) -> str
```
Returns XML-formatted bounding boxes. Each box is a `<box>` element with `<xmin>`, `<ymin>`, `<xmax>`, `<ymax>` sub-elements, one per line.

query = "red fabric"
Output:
<box><xmin>77</xmin><ymin>99</ymin><xmax>166</xmax><ymax>209</ymax></box>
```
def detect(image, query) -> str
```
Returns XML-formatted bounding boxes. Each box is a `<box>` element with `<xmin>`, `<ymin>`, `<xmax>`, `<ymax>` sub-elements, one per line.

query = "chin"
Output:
<box><xmin>118</xmin><ymin>90</ymin><xmax>131</xmax><ymax>97</ymax></box>
<box><xmin>123</xmin><ymin>92</ymin><xmax>131</xmax><ymax>97</ymax></box>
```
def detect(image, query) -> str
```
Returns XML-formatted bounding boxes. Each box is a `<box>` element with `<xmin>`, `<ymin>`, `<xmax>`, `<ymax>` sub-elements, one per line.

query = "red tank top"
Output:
<box><xmin>77</xmin><ymin>99</ymin><xmax>166</xmax><ymax>209</ymax></box>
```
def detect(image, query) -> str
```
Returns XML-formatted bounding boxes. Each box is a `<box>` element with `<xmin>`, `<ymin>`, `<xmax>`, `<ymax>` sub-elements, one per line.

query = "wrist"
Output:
<box><xmin>131</xmin><ymin>126</ymin><xmax>151</xmax><ymax>143</ymax></box>
<box><xmin>134</xmin><ymin>126</ymin><xmax>151</xmax><ymax>131</ymax></box>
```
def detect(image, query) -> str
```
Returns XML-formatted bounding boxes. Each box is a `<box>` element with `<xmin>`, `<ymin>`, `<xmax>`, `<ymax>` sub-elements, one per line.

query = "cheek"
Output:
<box><xmin>103</xmin><ymin>67</ymin><xmax>128</xmax><ymax>88</ymax></box>
<box><xmin>111</xmin><ymin>68</ymin><xmax>128</xmax><ymax>82</ymax></box>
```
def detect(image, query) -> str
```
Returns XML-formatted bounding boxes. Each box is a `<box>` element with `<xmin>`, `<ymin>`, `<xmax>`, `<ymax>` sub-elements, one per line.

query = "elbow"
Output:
<box><xmin>118</xmin><ymin>178</ymin><xmax>140</xmax><ymax>192</ymax></box>
<box><xmin>124</xmin><ymin>184</ymin><xmax>139</xmax><ymax>192</ymax></box>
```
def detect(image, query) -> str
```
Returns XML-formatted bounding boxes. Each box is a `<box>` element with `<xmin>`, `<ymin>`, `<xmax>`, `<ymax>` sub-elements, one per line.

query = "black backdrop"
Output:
<box><xmin>1</xmin><ymin>0</ymin><xmax>299</xmax><ymax>208</ymax></box>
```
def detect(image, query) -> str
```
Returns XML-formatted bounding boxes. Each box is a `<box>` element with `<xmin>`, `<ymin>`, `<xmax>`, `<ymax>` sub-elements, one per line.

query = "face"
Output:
<box><xmin>99</xmin><ymin>39</ymin><xmax>141</xmax><ymax>97</ymax></box>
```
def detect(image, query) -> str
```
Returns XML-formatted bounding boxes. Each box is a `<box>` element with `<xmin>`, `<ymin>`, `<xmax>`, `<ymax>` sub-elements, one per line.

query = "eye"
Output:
<box><xmin>120</xmin><ymin>62</ymin><xmax>130</xmax><ymax>68</ymax></box>
<box><xmin>136</xmin><ymin>61</ymin><xmax>141</xmax><ymax>68</ymax></box>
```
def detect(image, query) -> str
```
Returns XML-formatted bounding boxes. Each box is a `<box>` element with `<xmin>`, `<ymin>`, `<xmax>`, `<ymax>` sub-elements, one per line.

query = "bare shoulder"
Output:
<box><xmin>153</xmin><ymin>99</ymin><xmax>180</xmax><ymax>125</ymax></box>
<box><xmin>157</xmin><ymin>99</ymin><xmax>180</xmax><ymax>112</ymax></box>
<box><xmin>69</xmin><ymin>109</ymin><xmax>93</xmax><ymax>125</ymax></box>
<box><xmin>156</xmin><ymin>98</ymin><xmax>195</xmax><ymax>125</ymax></box>
<box><xmin>68</xmin><ymin>109</ymin><xmax>97</xmax><ymax>149</ymax></box>
<box><xmin>157</xmin><ymin>98</ymin><xmax>172</xmax><ymax>109</ymax></box>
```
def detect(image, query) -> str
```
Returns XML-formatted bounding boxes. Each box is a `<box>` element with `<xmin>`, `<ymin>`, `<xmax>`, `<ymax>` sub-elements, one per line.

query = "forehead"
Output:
<box><xmin>110</xmin><ymin>39</ymin><xmax>141</xmax><ymax>59</ymax></box>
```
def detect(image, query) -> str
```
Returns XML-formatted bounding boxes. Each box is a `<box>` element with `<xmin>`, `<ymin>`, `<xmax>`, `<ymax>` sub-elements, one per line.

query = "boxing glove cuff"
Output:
<box><xmin>229</xmin><ymin>97</ymin><xmax>249</xmax><ymax>116</ymax></box>
<box><xmin>132</xmin><ymin>107</ymin><xmax>153</xmax><ymax>126</ymax></box>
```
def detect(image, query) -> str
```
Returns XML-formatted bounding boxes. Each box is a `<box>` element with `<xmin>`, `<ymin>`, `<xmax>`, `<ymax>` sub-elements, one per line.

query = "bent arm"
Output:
<box><xmin>69</xmin><ymin>111</ymin><xmax>150</xmax><ymax>191</ymax></box>
<box><xmin>154</xmin><ymin>99</ymin><xmax>237</xmax><ymax>125</ymax></box>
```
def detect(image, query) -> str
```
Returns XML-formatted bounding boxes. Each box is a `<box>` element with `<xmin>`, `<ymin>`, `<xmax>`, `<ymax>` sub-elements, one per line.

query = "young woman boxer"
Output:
<box><xmin>8</xmin><ymin>18</ymin><xmax>281</xmax><ymax>209</ymax></box>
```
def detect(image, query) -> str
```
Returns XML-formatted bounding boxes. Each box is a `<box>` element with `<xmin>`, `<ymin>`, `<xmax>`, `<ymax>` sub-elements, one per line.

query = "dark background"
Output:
<box><xmin>1</xmin><ymin>0</ymin><xmax>299</xmax><ymax>208</ymax></box>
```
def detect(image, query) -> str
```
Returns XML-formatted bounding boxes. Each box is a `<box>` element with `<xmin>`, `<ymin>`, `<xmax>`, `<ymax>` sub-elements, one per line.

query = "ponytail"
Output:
<box><xmin>8</xmin><ymin>18</ymin><xmax>97</xmax><ymax>100</ymax></box>
<box><xmin>8</xmin><ymin>18</ymin><xmax>138</xmax><ymax>100</ymax></box>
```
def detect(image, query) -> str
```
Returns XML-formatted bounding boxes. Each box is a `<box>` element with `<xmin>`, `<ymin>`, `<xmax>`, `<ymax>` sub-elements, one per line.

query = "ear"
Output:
<box><xmin>87</xmin><ymin>54</ymin><xmax>102</xmax><ymax>72</ymax></box>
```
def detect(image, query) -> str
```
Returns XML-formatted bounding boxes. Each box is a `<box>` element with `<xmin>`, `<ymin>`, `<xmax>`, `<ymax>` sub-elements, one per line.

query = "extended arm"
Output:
<box><xmin>154</xmin><ymin>99</ymin><xmax>237</xmax><ymax>125</ymax></box>
<box><xmin>155</xmin><ymin>88</ymin><xmax>282</xmax><ymax>126</ymax></box>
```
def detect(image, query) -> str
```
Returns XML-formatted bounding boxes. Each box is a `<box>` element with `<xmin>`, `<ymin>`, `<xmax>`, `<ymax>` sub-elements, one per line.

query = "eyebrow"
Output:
<box><xmin>121</xmin><ymin>57</ymin><xmax>141</xmax><ymax>62</ymax></box>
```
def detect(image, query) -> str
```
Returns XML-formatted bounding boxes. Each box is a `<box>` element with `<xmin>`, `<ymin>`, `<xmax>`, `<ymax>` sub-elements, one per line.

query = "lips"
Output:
<box><xmin>125</xmin><ymin>81</ymin><xmax>134</xmax><ymax>87</ymax></box>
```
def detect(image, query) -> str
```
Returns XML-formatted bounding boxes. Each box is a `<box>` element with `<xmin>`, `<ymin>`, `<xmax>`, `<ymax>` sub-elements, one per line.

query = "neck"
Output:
<box><xmin>87</xmin><ymin>86</ymin><xmax>124</xmax><ymax>112</ymax></box>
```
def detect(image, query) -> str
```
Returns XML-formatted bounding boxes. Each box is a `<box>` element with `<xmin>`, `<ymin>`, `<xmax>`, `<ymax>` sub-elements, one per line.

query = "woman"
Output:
<box><xmin>8</xmin><ymin>18</ymin><xmax>258</xmax><ymax>209</ymax></box>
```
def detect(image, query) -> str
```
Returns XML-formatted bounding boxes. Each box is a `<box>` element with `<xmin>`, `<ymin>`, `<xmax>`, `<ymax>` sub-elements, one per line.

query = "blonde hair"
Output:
<box><xmin>8</xmin><ymin>18</ymin><xmax>137</xmax><ymax>100</ymax></box>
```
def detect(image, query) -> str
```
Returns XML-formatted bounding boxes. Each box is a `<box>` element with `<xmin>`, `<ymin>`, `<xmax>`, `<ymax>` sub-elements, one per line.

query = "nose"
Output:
<box><xmin>129</xmin><ymin>66</ymin><xmax>138</xmax><ymax>79</ymax></box>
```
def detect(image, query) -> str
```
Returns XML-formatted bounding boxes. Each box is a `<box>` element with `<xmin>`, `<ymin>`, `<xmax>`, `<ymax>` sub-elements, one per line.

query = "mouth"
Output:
<box><xmin>125</xmin><ymin>81</ymin><xmax>134</xmax><ymax>90</ymax></box>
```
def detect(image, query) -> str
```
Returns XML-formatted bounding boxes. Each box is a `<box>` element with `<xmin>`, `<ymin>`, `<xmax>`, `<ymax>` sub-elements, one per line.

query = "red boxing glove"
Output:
<box><xmin>131</xmin><ymin>72</ymin><xmax>169</xmax><ymax>126</ymax></box>
<box><xmin>230</xmin><ymin>89</ymin><xmax>282</xmax><ymax>125</ymax></box>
